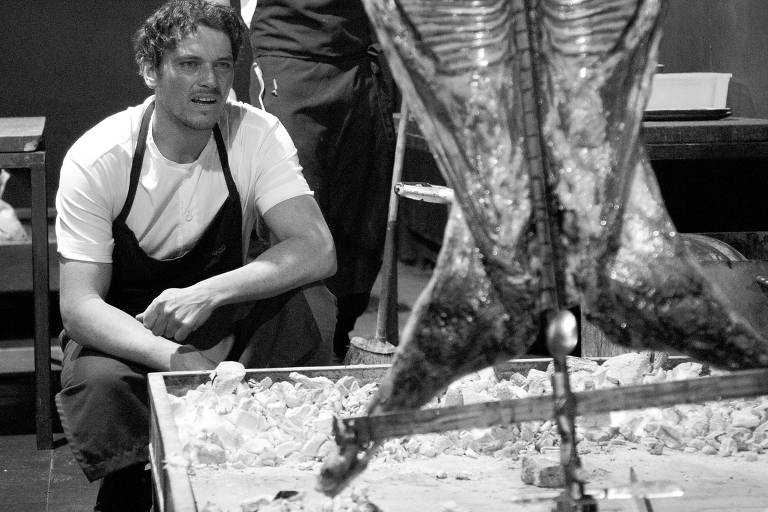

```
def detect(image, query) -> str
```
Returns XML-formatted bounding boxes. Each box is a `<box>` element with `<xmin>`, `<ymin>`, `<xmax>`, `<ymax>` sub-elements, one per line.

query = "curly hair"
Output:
<box><xmin>133</xmin><ymin>0</ymin><xmax>247</xmax><ymax>72</ymax></box>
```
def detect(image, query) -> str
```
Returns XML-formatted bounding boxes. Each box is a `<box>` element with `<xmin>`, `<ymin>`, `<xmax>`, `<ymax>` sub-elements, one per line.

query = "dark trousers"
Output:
<box><xmin>56</xmin><ymin>283</ymin><xmax>335</xmax><ymax>510</ymax></box>
<box><xmin>250</xmin><ymin>55</ymin><xmax>396</xmax><ymax>358</ymax></box>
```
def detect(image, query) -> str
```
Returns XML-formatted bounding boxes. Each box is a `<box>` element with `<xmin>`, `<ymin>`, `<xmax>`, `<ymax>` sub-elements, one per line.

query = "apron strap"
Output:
<box><xmin>213</xmin><ymin>124</ymin><xmax>239</xmax><ymax>199</ymax></box>
<box><xmin>116</xmin><ymin>101</ymin><xmax>154</xmax><ymax>223</ymax></box>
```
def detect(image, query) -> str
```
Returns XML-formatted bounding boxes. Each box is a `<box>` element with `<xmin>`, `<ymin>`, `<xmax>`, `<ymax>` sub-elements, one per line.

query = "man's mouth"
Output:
<box><xmin>191</xmin><ymin>95</ymin><xmax>219</xmax><ymax>105</ymax></box>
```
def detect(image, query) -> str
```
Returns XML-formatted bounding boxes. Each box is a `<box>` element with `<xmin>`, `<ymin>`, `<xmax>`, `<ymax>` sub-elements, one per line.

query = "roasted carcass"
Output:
<box><xmin>319</xmin><ymin>0</ymin><xmax>768</xmax><ymax>495</ymax></box>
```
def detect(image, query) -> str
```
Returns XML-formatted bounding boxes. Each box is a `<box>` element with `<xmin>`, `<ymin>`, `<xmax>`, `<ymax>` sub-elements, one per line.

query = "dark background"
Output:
<box><xmin>1</xmin><ymin>0</ymin><xmax>767</xmax><ymax>209</ymax></box>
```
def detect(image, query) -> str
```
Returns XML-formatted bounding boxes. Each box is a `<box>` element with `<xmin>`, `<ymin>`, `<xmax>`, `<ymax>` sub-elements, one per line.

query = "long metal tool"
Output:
<box><xmin>547</xmin><ymin>310</ymin><xmax>593</xmax><ymax>511</ymax></box>
<box><xmin>341</xmin><ymin>366</ymin><xmax>768</xmax><ymax>445</ymax></box>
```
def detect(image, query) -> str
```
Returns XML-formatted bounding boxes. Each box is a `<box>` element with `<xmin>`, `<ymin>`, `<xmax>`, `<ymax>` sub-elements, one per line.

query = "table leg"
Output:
<box><xmin>30</xmin><ymin>151</ymin><xmax>52</xmax><ymax>449</ymax></box>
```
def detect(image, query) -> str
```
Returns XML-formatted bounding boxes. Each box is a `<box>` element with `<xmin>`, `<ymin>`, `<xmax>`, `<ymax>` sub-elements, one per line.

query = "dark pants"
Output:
<box><xmin>56</xmin><ymin>283</ymin><xmax>335</xmax><ymax>510</ymax></box>
<box><xmin>250</xmin><ymin>54</ymin><xmax>395</xmax><ymax>358</ymax></box>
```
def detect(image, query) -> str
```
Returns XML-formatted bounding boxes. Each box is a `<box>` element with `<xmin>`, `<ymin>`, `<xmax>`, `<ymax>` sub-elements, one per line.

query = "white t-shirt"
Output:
<box><xmin>55</xmin><ymin>96</ymin><xmax>311</xmax><ymax>263</ymax></box>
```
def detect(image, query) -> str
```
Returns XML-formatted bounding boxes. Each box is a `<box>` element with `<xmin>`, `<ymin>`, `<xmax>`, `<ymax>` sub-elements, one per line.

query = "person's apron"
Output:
<box><xmin>249</xmin><ymin>48</ymin><xmax>395</xmax><ymax>357</ymax></box>
<box><xmin>56</xmin><ymin>101</ymin><xmax>244</xmax><ymax>480</ymax></box>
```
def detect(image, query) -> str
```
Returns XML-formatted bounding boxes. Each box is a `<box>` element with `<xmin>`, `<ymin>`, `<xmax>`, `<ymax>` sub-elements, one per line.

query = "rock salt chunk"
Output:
<box><xmin>244</xmin><ymin>438</ymin><xmax>274</xmax><ymax>455</ymax></box>
<box><xmin>731</xmin><ymin>408</ymin><xmax>761</xmax><ymax>429</ymax></box>
<box><xmin>644</xmin><ymin>422</ymin><xmax>683</xmax><ymax>450</ymax></box>
<box><xmin>520</xmin><ymin>455</ymin><xmax>564</xmax><ymax>487</ymax></box>
<box><xmin>718</xmin><ymin>436</ymin><xmax>738</xmax><ymax>456</ymax></box>
<box><xmin>312</xmin><ymin>410</ymin><xmax>334</xmax><ymax>433</ymax></box>
<box><xmin>210</xmin><ymin>422</ymin><xmax>240</xmax><ymax>450</ymax></box>
<box><xmin>254</xmin><ymin>390</ymin><xmax>278</xmax><ymax>407</ymax></box>
<box><xmin>460</xmin><ymin>388</ymin><xmax>487</xmax><ymax>405</ymax></box>
<box><xmin>464</xmin><ymin>448</ymin><xmax>479</xmax><ymax>458</ymax></box>
<box><xmin>231</xmin><ymin>409</ymin><xmax>267</xmax><ymax>435</ymax></box>
<box><xmin>640</xmin><ymin>436</ymin><xmax>664</xmax><ymax>455</ymax></box>
<box><xmin>285</xmin><ymin>403</ymin><xmax>314</xmax><ymax>426</ymax></box>
<box><xmin>275</xmin><ymin>440</ymin><xmax>299</xmax><ymax>459</ymax></box>
<box><xmin>439</xmin><ymin>501</ymin><xmax>468</xmax><ymax>512</ymax></box>
<box><xmin>419</xmin><ymin>443</ymin><xmax>438</xmax><ymax>457</ymax></box>
<box><xmin>239</xmin><ymin>495</ymin><xmax>273</xmax><ymax>511</ymax></box>
<box><xmin>252</xmin><ymin>376</ymin><xmax>272</xmax><ymax>390</ymax></box>
<box><xmin>433</xmin><ymin>436</ymin><xmax>453</xmax><ymax>454</ymax></box>
<box><xmin>726</xmin><ymin>427</ymin><xmax>752</xmax><ymax>450</ymax></box>
<box><xmin>602</xmin><ymin>352</ymin><xmax>652</xmax><ymax>386</ymax></box>
<box><xmin>265</xmin><ymin>400</ymin><xmax>287</xmax><ymax>417</ymax></box>
<box><xmin>443</xmin><ymin>388</ymin><xmax>464</xmax><ymax>407</ymax></box>
<box><xmin>271</xmin><ymin>381</ymin><xmax>302</xmax><ymax>408</ymax></box>
<box><xmin>668</xmin><ymin>362</ymin><xmax>703</xmax><ymax>381</ymax></box>
<box><xmin>525</xmin><ymin>369</ymin><xmax>550</xmax><ymax>395</ymax></box>
<box><xmin>197</xmin><ymin>441</ymin><xmax>227</xmax><ymax>465</ymax></box>
<box><xmin>289</xmin><ymin>372</ymin><xmax>334</xmax><ymax>389</ymax></box>
<box><xmin>752</xmin><ymin>421</ymin><xmax>768</xmax><ymax>444</ymax></box>
<box><xmin>334</xmin><ymin>375</ymin><xmax>358</xmax><ymax>394</ymax></box>
<box><xmin>211</xmin><ymin>361</ymin><xmax>246</xmax><ymax>396</ymax></box>
<box><xmin>301</xmin><ymin>433</ymin><xmax>328</xmax><ymax>458</ymax></box>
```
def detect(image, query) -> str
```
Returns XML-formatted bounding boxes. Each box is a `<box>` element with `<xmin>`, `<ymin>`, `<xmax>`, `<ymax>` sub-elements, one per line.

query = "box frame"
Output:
<box><xmin>148</xmin><ymin>357</ymin><xmax>690</xmax><ymax>511</ymax></box>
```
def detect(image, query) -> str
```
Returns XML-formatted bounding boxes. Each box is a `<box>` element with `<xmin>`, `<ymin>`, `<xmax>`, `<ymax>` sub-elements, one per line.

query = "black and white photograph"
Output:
<box><xmin>1</xmin><ymin>1</ymin><xmax>768</xmax><ymax>510</ymax></box>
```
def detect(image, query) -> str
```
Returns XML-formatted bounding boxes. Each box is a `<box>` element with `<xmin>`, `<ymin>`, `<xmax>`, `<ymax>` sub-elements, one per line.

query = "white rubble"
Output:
<box><xmin>169</xmin><ymin>357</ymin><xmax>768</xmax><ymax>477</ymax></box>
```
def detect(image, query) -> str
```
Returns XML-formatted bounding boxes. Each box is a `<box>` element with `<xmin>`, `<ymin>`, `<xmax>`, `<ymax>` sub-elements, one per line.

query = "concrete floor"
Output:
<box><xmin>349</xmin><ymin>262</ymin><xmax>432</xmax><ymax>343</ymax></box>
<box><xmin>0</xmin><ymin>434</ymin><xmax>98</xmax><ymax>511</ymax></box>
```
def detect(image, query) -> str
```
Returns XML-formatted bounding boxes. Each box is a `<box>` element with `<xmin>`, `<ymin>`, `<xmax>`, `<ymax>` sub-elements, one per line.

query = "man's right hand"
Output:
<box><xmin>169</xmin><ymin>344</ymin><xmax>219</xmax><ymax>372</ymax></box>
<box><xmin>136</xmin><ymin>285</ymin><xmax>219</xmax><ymax>342</ymax></box>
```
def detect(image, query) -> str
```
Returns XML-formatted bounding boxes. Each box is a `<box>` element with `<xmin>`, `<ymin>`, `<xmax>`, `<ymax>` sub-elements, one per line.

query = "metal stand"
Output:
<box><xmin>546</xmin><ymin>310</ymin><xmax>598</xmax><ymax>512</ymax></box>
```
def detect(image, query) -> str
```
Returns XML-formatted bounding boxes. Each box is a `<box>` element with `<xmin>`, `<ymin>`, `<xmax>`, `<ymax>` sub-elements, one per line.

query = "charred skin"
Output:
<box><xmin>318</xmin><ymin>211</ymin><xmax>540</xmax><ymax>496</ymax></box>
<box><xmin>373</xmin><ymin>209</ymin><xmax>540</xmax><ymax>412</ymax></box>
<box><xmin>317</xmin><ymin>418</ymin><xmax>377</xmax><ymax>497</ymax></box>
<box><xmin>588</xmin><ymin>161</ymin><xmax>768</xmax><ymax>369</ymax></box>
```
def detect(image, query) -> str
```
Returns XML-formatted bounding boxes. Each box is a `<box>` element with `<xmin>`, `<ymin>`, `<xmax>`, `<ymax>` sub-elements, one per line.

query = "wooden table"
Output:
<box><xmin>404</xmin><ymin>116</ymin><xmax>768</xmax><ymax>159</ymax></box>
<box><xmin>0</xmin><ymin>117</ymin><xmax>52</xmax><ymax>449</ymax></box>
<box><xmin>643</xmin><ymin>117</ymin><xmax>768</xmax><ymax>160</ymax></box>
<box><xmin>402</xmin><ymin>116</ymin><xmax>768</xmax><ymax>257</ymax></box>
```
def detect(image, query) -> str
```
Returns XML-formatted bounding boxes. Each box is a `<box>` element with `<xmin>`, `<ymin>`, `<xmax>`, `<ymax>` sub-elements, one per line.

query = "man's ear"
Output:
<box><xmin>141</xmin><ymin>62</ymin><xmax>159</xmax><ymax>89</ymax></box>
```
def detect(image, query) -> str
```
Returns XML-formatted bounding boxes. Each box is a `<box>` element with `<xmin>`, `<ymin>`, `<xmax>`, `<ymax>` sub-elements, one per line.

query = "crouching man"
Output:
<box><xmin>54</xmin><ymin>1</ymin><xmax>336</xmax><ymax>510</ymax></box>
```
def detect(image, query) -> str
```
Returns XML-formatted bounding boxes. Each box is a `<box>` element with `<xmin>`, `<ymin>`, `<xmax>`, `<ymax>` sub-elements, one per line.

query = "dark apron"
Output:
<box><xmin>56</xmin><ymin>102</ymin><xmax>334</xmax><ymax>481</ymax></box>
<box><xmin>249</xmin><ymin>50</ymin><xmax>395</xmax><ymax>356</ymax></box>
<box><xmin>249</xmin><ymin>52</ymin><xmax>395</xmax><ymax>301</ymax></box>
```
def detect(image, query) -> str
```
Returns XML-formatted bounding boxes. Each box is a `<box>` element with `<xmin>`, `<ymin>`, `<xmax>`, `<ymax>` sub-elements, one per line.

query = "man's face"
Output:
<box><xmin>144</xmin><ymin>25</ymin><xmax>234</xmax><ymax>132</ymax></box>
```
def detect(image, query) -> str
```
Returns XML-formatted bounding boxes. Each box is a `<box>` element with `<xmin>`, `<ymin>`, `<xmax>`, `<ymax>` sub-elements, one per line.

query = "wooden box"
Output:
<box><xmin>147</xmin><ymin>357</ymin><xmax>692</xmax><ymax>511</ymax></box>
<box><xmin>148</xmin><ymin>365</ymin><xmax>392</xmax><ymax>512</ymax></box>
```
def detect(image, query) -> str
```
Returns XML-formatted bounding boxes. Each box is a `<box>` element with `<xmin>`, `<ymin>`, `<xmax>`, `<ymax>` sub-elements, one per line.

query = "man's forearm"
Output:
<box><xmin>199</xmin><ymin>232</ymin><xmax>336</xmax><ymax>308</ymax></box>
<box><xmin>63</xmin><ymin>296</ymin><xmax>181</xmax><ymax>371</ymax></box>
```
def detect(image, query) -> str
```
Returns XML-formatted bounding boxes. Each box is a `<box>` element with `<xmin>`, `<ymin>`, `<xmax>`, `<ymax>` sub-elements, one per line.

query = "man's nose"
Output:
<box><xmin>198</xmin><ymin>63</ymin><xmax>217</xmax><ymax>87</ymax></box>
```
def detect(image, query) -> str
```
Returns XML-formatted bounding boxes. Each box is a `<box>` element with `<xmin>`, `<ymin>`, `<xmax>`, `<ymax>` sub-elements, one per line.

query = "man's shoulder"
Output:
<box><xmin>223</xmin><ymin>99</ymin><xmax>280</xmax><ymax>133</ymax></box>
<box><xmin>66</xmin><ymin>100</ymin><xmax>148</xmax><ymax>167</ymax></box>
<box><xmin>222</xmin><ymin>99</ymin><xmax>288</xmax><ymax>154</ymax></box>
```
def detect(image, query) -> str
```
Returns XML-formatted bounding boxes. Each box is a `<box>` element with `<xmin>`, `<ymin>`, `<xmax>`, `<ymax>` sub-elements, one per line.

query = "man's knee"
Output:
<box><xmin>62</xmin><ymin>349</ymin><xmax>145</xmax><ymax>399</ymax></box>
